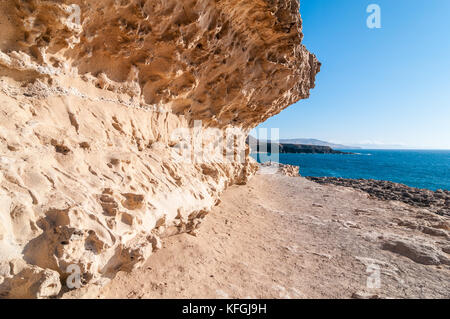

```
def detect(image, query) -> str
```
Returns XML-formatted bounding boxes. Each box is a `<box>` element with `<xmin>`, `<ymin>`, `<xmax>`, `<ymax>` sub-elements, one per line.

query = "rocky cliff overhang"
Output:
<box><xmin>0</xmin><ymin>0</ymin><xmax>319</xmax><ymax>298</ymax></box>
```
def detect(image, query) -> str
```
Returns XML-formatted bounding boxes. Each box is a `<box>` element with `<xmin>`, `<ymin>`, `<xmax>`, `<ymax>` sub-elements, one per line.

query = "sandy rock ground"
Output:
<box><xmin>67</xmin><ymin>172</ymin><xmax>449</xmax><ymax>299</ymax></box>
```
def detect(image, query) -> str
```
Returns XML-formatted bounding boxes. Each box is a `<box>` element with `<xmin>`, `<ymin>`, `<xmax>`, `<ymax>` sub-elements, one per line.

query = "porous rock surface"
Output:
<box><xmin>260</xmin><ymin>162</ymin><xmax>300</xmax><ymax>177</ymax></box>
<box><xmin>0</xmin><ymin>0</ymin><xmax>319</xmax><ymax>297</ymax></box>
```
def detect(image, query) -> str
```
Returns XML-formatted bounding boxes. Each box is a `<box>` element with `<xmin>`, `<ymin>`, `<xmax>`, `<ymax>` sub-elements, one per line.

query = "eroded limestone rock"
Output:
<box><xmin>0</xmin><ymin>0</ymin><xmax>319</xmax><ymax>297</ymax></box>
<box><xmin>0</xmin><ymin>259</ymin><xmax>61</xmax><ymax>298</ymax></box>
<box><xmin>381</xmin><ymin>236</ymin><xmax>450</xmax><ymax>266</ymax></box>
<box><xmin>259</xmin><ymin>162</ymin><xmax>300</xmax><ymax>177</ymax></box>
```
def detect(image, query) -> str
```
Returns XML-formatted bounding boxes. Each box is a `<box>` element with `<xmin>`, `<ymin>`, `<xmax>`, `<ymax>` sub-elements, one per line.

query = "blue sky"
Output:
<box><xmin>253</xmin><ymin>0</ymin><xmax>450</xmax><ymax>149</ymax></box>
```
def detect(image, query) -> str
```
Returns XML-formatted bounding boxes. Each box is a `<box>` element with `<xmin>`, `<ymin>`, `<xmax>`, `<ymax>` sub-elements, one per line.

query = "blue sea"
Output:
<box><xmin>251</xmin><ymin>150</ymin><xmax>450</xmax><ymax>191</ymax></box>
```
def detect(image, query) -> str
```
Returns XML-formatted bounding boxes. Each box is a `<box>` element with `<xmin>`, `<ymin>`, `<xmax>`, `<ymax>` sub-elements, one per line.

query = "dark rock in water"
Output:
<box><xmin>246</xmin><ymin>136</ymin><xmax>353</xmax><ymax>154</ymax></box>
<box><xmin>279</xmin><ymin>143</ymin><xmax>352</xmax><ymax>154</ymax></box>
<box><xmin>306</xmin><ymin>177</ymin><xmax>449</xmax><ymax>216</ymax></box>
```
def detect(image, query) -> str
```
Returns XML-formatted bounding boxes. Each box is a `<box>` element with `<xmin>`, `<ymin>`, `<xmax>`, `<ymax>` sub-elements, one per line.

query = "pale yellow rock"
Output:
<box><xmin>0</xmin><ymin>259</ymin><xmax>61</xmax><ymax>299</ymax></box>
<box><xmin>0</xmin><ymin>0</ymin><xmax>319</xmax><ymax>297</ymax></box>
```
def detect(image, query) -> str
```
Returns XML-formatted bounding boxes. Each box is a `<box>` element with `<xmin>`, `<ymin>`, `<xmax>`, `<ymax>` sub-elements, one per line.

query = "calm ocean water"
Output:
<box><xmin>251</xmin><ymin>150</ymin><xmax>450</xmax><ymax>191</ymax></box>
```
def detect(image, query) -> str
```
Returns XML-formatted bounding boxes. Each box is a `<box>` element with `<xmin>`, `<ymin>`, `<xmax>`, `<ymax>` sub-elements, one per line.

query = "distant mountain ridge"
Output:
<box><xmin>246</xmin><ymin>136</ymin><xmax>352</xmax><ymax>154</ymax></box>
<box><xmin>278</xmin><ymin>138</ymin><xmax>358</xmax><ymax>149</ymax></box>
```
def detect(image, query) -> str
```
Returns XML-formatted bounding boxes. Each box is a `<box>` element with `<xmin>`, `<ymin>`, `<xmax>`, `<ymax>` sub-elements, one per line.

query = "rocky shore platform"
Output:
<box><xmin>306</xmin><ymin>177</ymin><xmax>449</xmax><ymax>216</ymax></box>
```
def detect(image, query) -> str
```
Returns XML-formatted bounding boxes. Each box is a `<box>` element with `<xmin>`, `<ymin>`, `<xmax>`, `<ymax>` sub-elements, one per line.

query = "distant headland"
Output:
<box><xmin>246</xmin><ymin>136</ymin><xmax>353</xmax><ymax>154</ymax></box>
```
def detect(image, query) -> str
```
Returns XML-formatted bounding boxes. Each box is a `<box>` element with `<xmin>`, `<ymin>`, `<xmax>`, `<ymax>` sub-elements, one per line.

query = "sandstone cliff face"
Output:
<box><xmin>0</xmin><ymin>0</ymin><xmax>319</xmax><ymax>298</ymax></box>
